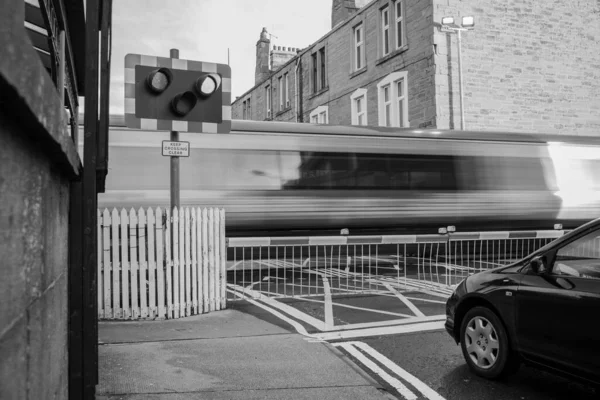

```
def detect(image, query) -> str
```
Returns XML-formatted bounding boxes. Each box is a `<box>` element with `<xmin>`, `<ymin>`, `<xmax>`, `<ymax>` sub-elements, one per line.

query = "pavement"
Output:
<box><xmin>97</xmin><ymin>306</ymin><xmax>395</xmax><ymax>400</ymax></box>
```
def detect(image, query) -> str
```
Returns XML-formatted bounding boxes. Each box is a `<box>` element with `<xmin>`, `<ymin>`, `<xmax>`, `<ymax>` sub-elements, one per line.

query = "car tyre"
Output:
<box><xmin>460</xmin><ymin>306</ymin><xmax>513</xmax><ymax>379</ymax></box>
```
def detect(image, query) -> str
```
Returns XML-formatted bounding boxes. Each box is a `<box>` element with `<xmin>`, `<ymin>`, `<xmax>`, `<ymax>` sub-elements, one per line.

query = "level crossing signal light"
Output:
<box><xmin>124</xmin><ymin>53</ymin><xmax>231</xmax><ymax>133</ymax></box>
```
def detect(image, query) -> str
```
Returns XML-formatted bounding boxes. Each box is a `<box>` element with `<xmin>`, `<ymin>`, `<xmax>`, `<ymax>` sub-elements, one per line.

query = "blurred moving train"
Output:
<box><xmin>93</xmin><ymin>117</ymin><xmax>600</xmax><ymax>237</ymax></box>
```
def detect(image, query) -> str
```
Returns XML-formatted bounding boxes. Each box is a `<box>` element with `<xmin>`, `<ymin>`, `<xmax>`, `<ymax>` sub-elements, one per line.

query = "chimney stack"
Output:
<box><xmin>271</xmin><ymin>46</ymin><xmax>298</xmax><ymax>71</ymax></box>
<box><xmin>332</xmin><ymin>0</ymin><xmax>358</xmax><ymax>29</ymax></box>
<box><xmin>255</xmin><ymin>27</ymin><xmax>271</xmax><ymax>85</ymax></box>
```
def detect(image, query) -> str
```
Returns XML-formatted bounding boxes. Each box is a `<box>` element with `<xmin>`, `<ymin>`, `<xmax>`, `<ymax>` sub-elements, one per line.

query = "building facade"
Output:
<box><xmin>233</xmin><ymin>0</ymin><xmax>600</xmax><ymax>135</ymax></box>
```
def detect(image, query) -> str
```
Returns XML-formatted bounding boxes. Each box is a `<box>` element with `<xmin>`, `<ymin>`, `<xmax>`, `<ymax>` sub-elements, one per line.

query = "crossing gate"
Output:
<box><xmin>97</xmin><ymin>207</ymin><xmax>226</xmax><ymax>320</ymax></box>
<box><xmin>226</xmin><ymin>230</ymin><xmax>568</xmax><ymax>301</ymax></box>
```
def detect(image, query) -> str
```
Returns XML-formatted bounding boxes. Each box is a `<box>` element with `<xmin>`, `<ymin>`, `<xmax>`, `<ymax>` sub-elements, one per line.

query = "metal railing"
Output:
<box><xmin>226</xmin><ymin>229</ymin><xmax>568</xmax><ymax>301</ymax></box>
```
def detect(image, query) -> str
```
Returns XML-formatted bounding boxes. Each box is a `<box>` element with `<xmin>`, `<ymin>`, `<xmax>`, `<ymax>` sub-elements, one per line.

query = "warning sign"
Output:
<box><xmin>162</xmin><ymin>141</ymin><xmax>190</xmax><ymax>157</ymax></box>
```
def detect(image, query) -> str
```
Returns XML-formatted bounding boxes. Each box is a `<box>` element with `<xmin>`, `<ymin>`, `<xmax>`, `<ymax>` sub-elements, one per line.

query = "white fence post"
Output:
<box><xmin>147</xmin><ymin>207</ymin><xmax>157</xmax><ymax>319</ymax></box>
<box><xmin>184</xmin><ymin>208</ymin><xmax>192</xmax><ymax>316</ymax></box>
<box><xmin>139</xmin><ymin>208</ymin><xmax>148</xmax><ymax>318</ymax></box>
<box><xmin>208</xmin><ymin>208</ymin><xmax>215</xmax><ymax>311</ymax></box>
<box><xmin>173</xmin><ymin>207</ymin><xmax>180</xmax><ymax>319</ymax></box>
<box><xmin>196</xmin><ymin>207</ymin><xmax>205</xmax><ymax>314</ymax></box>
<box><xmin>191</xmin><ymin>208</ymin><xmax>198</xmax><ymax>315</ymax></box>
<box><xmin>165</xmin><ymin>208</ymin><xmax>173</xmax><ymax>319</ymax></box>
<box><xmin>220</xmin><ymin>208</ymin><xmax>226</xmax><ymax>309</ymax></box>
<box><xmin>156</xmin><ymin>207</ymin><xmax>166</xmax><ymax>319</ymax></box>
<box><xmin>214</xmin><ymin>209</ymin><xmax>221</xmax><ymax>310</ymax></box>
<box><xmin>120</xmin><ymin>209</ymin><xmax>130</xmax><ymax>319</ymax></box>
<box><xmin>178</xmin><ymin>207</ymin><xmax>185</xmax><ymax>317</ymax></box>
<box><xmin>111</xmin><ymin>208</ymin><xmax>121</xmax><ymax>319</ymax></box>
<box><xmin>202</xmin><ymin>208</ymin><xmax>209</xmax><ymax>313</ymax></box>
<box><xmin>102</xmin><ymin>209</ymin><xmax>111</xmax><ymax>319</ymax></box>
<box><xmin>129</xmin><ymin>208</ymin><xmax>139</xmax><ymax>319</ymax></box>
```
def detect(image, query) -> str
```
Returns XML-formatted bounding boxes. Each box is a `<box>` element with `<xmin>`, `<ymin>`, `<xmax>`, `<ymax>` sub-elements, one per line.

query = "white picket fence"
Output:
<box><xmin>97</xmin><ymin>207</ymin><xmax>226</xmax><ymax>320</ymax></box>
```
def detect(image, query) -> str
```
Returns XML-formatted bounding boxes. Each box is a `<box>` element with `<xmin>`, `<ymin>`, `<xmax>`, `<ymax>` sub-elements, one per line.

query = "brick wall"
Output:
<box><xmin>433</xmin><ymin>0</ymin><xmax>600</xmax><ymax>134</ymax></box>
<box><xmin>0</xmin><ymin>111</ymin><xmax>69</xmax><ymax>399</ymax></box>
<box><xmin>234</xmin><ymin>0</ymin><xmax>436</xmax><ymax>129</ymax></box>
<box><xmin>300</xmin><ymin>0</ymin><xmax>435</xmax><ymax>127</ymax></box>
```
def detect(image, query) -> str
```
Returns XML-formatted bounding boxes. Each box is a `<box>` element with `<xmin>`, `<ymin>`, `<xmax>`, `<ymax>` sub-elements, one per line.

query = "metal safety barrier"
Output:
<box><xmin>226</xmin><ymin>229</ymin><xmax>568</xmax><ymax>301</ymax></box>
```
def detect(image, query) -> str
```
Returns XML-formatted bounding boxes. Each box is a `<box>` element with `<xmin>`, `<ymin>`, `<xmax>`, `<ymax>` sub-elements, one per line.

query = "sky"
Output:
<box><xmin>107</xmin><ymin>0</ymin><xmax>356</xmax><ymax>115</ymax></box>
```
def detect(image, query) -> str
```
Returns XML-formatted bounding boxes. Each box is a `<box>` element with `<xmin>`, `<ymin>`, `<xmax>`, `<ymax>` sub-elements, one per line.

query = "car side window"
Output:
<box><xmin>552</xmin><ymin>230</ymin><xmax>600</xmax><ymax>280</ymax></box>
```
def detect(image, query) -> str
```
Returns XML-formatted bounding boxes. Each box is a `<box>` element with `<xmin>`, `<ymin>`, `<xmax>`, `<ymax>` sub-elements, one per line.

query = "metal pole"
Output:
<box><xmin>170</xmin><ymin>48</ymin><xmax>180</xmax><ymax>211</ymax></box>
<box><xmin>457</xmin><ymin>29</ymin><xmax>465</xmax><ymax>130</ymax></box>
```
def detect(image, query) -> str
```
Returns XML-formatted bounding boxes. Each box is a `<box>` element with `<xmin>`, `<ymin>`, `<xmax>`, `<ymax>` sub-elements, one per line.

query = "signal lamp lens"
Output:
<box><xmin>171</xmin><ymin>91</ymin><xmax>197</xmax><ymax>116</ymax></box>
<box><xmin>146</xmin><ymin>68</ymin><xmax>173</xmax><ymax>93</ymax></box>
<box><xmin>195</xmin><ymin>74</ymin><xmax>220</xmax><ymax>97</ymax></box>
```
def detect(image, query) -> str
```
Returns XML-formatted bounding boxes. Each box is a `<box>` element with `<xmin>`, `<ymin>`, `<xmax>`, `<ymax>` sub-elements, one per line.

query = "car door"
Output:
<box><xmin>516</xmin><ymin>229</ymin><xmax>600</xmax><ymax>381</ymax></box>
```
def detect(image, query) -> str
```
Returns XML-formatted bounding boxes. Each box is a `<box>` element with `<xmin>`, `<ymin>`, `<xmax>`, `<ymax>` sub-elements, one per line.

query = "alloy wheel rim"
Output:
<box><xmin>464</xmin><ymin>316</ymin><xmax>500</xmax><ymax>369</ymax></box>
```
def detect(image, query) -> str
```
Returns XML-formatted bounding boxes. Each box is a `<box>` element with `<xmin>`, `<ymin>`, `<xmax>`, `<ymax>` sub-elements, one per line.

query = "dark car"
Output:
<box><xmin>445</xmin><ymin>218</ymin><xmax>600</xmax><ymax>386</ymax></box>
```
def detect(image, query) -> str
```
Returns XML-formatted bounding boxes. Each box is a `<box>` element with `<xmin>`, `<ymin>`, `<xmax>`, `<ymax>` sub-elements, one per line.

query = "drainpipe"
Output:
<box><xmin>294</xmin><ymin>57</ymin><xmax>300</xmax><ymax>122</ymax></box>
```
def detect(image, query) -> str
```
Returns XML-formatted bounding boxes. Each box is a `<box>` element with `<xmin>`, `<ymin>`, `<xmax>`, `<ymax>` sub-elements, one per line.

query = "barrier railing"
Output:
<box><xmin>97</xmin><ymin>207</ymin><xmax>226</xmax><ymax>320</ymax></box>
<box><xmin>226</xmin><ymin>229</ymin><xmax>568</xmax><ymax>301</ymax></box>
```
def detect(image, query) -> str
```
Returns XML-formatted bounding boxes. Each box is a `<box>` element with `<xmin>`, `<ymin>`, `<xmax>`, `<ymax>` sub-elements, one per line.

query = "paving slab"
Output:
<box><xmin>98</xmin><ymin>309</ymin><xmax>390</xmax><ymax>399</ymax></box>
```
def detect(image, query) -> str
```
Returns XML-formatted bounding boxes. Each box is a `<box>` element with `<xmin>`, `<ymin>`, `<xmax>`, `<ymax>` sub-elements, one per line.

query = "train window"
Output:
<box><xmin>388</xmin><ymin>154</ymin><xmax>457</xmax><ymax>190</ymax></box>
<box><xmin>355</xmin><ymin>155</ymin><xmax>390</xmax><ymax>188</ymax></box>
<box><xmin>180</xmin><ymin>150</ymin><xmax>281</xmax><ymax>190</ymax></box>
<box><xmin>281</xmin><ymin>151</ymin><xmax>457</xmax><ymax>190</ymax></box>
<box><xmin>474</xmin><ymin>157</ymin><xmax>550</xmax><ymax>191</ymax></box>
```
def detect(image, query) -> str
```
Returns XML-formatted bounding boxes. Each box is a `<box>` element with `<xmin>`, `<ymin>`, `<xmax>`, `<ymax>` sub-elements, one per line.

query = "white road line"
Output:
<box><xmin>227</xmin><ymin>289</ymin><xmax>315</xmax><ymax>338</ymax></box>
<box><xmin>315</xmin><ymin>320</ymin><xmax>445</xmax><ymax>341</ymax></box>
<box><xmin>333</xmin><ymin>315</ymin><xmax>445</xmax><ymax>332</ymax></box>
<box><xmin>404</xmin><ymin>296</ymin><xmax>447</xmax><ymax>305</ymax></box>
<box><xmin>228</xmin><ymin>284</ymin><xmax>328</xmax><ymax>331</ymax></box>
<box><xmin>383</xmin><ymin>283</ymin><xmax>426</xmax><ymax>317</ymax></box>
<box><xmin>334</xmin><ymin>342</ymin><xmax>418</xmax><ymax>400</ymax></box>
<box><xmin>322</xmin><ymin>275</ymin><xmax>334</xmax><ymax>329</ymax></box>
<box><xmin>352</xmin><ymin>342</ymin><xmax>447</xmax><ymax>400</ymax></box>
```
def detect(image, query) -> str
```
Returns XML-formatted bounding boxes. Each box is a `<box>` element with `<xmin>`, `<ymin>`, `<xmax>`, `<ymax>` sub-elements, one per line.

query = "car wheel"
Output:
<box><xmin>460</xmin><ymin>306</ymin><xmax>512</xmax><ymax>379</ymax></box>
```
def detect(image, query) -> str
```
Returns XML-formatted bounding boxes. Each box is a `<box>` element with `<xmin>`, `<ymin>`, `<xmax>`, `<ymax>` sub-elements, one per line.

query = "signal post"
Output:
<box><xmin>124</xmin><ymin>50</ymin><xmax>231</xmax><ymax>210</ymax></box>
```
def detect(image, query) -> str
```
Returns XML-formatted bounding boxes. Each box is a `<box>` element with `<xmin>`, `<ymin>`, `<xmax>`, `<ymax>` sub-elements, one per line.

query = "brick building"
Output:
<box><xmin>233</xmin><ymin>0</ymin><xmax>600</xmax><ymax>135</ymax></box>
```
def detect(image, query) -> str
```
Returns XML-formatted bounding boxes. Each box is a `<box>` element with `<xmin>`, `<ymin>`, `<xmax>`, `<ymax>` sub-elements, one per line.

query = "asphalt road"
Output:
<box><xmin>332</xmin><ymin>330</ymin><xmax>599</xmax><ymax>400</ymax></box>
<box><xmin>230</xmin><ymin>290</ymin><xmax>599</xmax><ymax>400</ymax></box>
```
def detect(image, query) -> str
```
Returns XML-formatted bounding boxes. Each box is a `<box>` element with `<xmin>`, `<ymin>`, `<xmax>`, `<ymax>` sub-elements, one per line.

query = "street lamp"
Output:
<box><xmin>441</xmin><ymin>16</ymin><xmax>475</xmax><ymax>130</ymax></box>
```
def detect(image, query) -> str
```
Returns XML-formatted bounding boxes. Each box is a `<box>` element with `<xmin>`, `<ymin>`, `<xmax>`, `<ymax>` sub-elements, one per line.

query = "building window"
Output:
<box><xmin>381</xmin><ymin>6</ymin><xmax>390</xmax><ymax>56</ymax></box>
<box><xmin>310</xmin><ymin>105</ymin><xmax>328</xmax><ymax>124</ymax></box>
<box><xmin>266</xmin><ymin>85</ymin><xmax>272</xmax><ymax>118</ymax></box>
<box><xmin>319</xmin><ymin>47</ymin><xmax>326</xmax><ymax>90</ymax></box>
<box><xmin>395</xmin><ymin>0</ymin><xmax>405</xmax><ymax>49</ymax></box>
<box><xmin>377</xmin><ymin>71</ymin><xmax>408</xmax><ymax>127</ymax></box>
<box><xmin>284</xmin><ymin>73</ymin><xmax>289</xmax><ymax>108</ymax></box>
<box><xmin>311</xmin><ymin>47</ymin><xmax>327</xmax><ymax>93</ymax></box>
<box><xmin>278</xmin><ymin>76</ymin><xmax>284</xmax><ymax>111</ymax></box>
<box><xmin>354</xmin><ymin>23</ymin><xmax>365</xmax><ymax>71</ymax></box>
<box><xmin>242</xmin><ymin>97</ymin><xmax>251</xmax><ymax>120</ymax></box>
<box><xmin>350</xmin><ymin>88</ymin><xmax>368</xmax><ymax>126</ymax></box>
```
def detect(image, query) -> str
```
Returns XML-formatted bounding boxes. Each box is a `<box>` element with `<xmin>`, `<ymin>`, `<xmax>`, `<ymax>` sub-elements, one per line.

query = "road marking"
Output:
<box><xmin>315</xmin><ymin>320</ymin><xmax>445</xmax><ymax>341</ymax></box>
<box><xmin>228</xmin><ymin>284</ymin><xmax>328</xmax><ymax>331</ymax></box>
<box><xmin>404</xmin><ymin>296</ymin><xmax>447</xmax><ymax>305</ymax></box>
<box><xmin>334</xmin><ymin>342</ymin><xmax>418</xmax><ymax>400</ymax></box>
<box><xmin>305</xmin><ymin>270</ymin><xmax>335</xmax><ymax>329</ymax></box>
<box><xmin>352</xmin><ymin>342</ymin><xmax>446</xmax><ymax>400</ymax></box>
<box><xmin>334</xmin><ymin>315</ymin><xmax>445</xmax><ymax>332</ymax></box>
<box><xmin>383</xmin><ymin>283</ymin><xmax>426</xmax><ymax>317</ymax></box>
